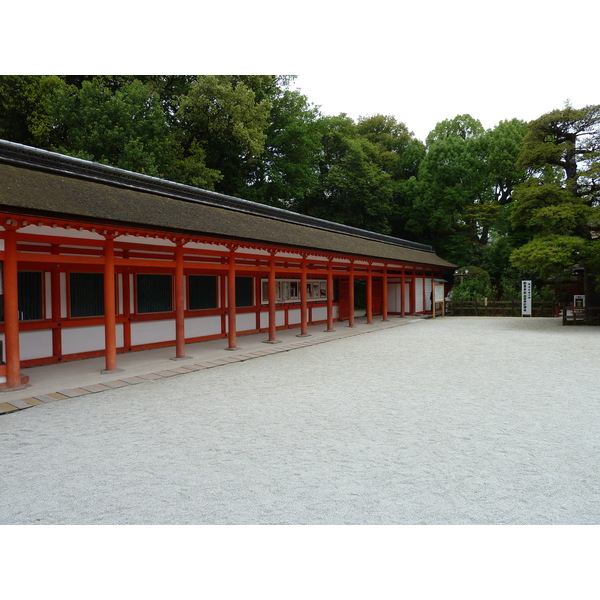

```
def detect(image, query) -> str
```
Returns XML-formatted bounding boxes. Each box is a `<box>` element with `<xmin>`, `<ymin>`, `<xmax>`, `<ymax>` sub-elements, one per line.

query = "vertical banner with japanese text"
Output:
<box><xmin>521</xmin><ymin>280</ymin><xmax>532</xmax><ymax>316</ymax></box>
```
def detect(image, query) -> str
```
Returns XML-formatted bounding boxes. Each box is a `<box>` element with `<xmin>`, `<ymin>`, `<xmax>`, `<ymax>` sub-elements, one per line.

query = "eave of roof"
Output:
<box><xmin>0</xmin><ymin>140</ymin><xmax>456</xmax><ymax>269</ymax></box>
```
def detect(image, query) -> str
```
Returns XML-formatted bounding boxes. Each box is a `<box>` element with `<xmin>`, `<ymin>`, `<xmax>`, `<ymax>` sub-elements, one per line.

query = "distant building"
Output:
<box><xmin>0</xmin><ymin>140</ymin><xmax>455</xmax><ymax>389</ymax></box>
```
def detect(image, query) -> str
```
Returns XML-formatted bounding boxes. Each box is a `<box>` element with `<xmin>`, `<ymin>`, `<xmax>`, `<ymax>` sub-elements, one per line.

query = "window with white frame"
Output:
<box><xmin>260</xmin><ymin>278</ymin><xmax>327</xmax><ymax>304</ymax></box>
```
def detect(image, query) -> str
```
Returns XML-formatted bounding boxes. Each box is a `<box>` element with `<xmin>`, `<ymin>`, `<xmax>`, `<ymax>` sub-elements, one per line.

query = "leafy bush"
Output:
<box><xmin>451</xmin><ymin>266</ymin><xmax>493</xmax><ymax>302</ymax></box>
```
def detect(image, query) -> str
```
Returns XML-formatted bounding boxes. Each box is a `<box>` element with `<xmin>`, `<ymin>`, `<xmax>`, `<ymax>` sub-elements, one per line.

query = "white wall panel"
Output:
<box><xmin>288</xmin><ymin>308</ymin><xmax>301</xmax><ymax>325</ymax></box>
<box><xmin>19</xmin><ymin>330</ymin><xmax>53</xmax><ymax>361</ymax></box>
<box><xmin>45</xmin><ymin>272</ymin><xmax>52</xmax><ymax>318</ymax></box>
<box><xmin>260</xmin><ymin>311</ymin><xmax>268</xmax><ymax>329</ymax></box>
<box><xmin>235</xmin><ymin>312</ymin><xmax>256</xmax><ymax>332</ymax></box>
<box><xmin>404</xmin><ymin>283</ymin><xmax>411</xmax><ymax>314</ymax></box>
<box><xmin>131</xmin><ymin>320</ymin><xmax>174</xmax><ymax>346</ymax></box>
<box><xmin>62</xmin><ymin>325</ymin><xmax>124</xmax><ymax>354</ymax></box>
<box><xmin>276</xmin><ymin>310</ymin><xmax>286</xmax><ymax>327</ymax></box>
<box><xmin>185</xmin><ymin>315</ymin><xmax>222</xmax><ymax>338</ymax></box>
<box><xmin>415</xmin><ymin>278</ymin><xmax>424</xmax><ymax>312</ymax></box>
<box><xmin>311</xmin><ymin>306</ymin><xmax>327</xmax><ymax>321</ymax></box>
<box><xmin>117</xmin><ymin>274</ymin><xmax>123</xmax><ymax>314</ymax></box>
<box><xmin>387</xmin><ymin>284</ymin><xmax>400</xmax><ymax>313</ymax></box>
<box><xmin>60</xmin><ymin>273</ymin><xmax>67</xmax><ymax>318</ymax></box>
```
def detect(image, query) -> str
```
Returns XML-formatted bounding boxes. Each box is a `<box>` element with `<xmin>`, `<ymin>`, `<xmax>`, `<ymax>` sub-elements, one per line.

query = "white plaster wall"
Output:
<box><xmin>129</xmin><ymin>274</ymin><xmax>135</xmax><ymax>314</ymax></box>
<box><xmin>45</xmin><ymin>272</ymin><xmax>52</xmax><ymax>318</ymax></box>
<box><xmin>19</xmin><ymin>330</ymin><xmax>53</xmax><ymax>361</ymax></box>
<box><xmin>387</xmin><ymin>284</ymin><xmax>400</xmax><ymax>313</ymax></box>
<box><xmin>62</xmin><ymin>325</ymin><xmax>124</xmax><ymax>355</ymax></box>
<box><xmin>415</xmin><ymin>278</ymin><xmax>424</xmax><ymax>313</ymax></box>
<box><xmin>131</xmin><ymin>320</ymin><xmax>175</xmax><ymax>346</ymax></box>
<box><xmin>117</xmin><ymin>274</ymin><xmax>124</xmax><ymax>314</ymax></box>
<box><xmin>17</xmin><ymin>224</ymin><xmax>104</xmax><ymax>241</ymax></box>
<box><xmin>185</xmin><ymin>315</ymin><xmax>222</xmax><ymax>338</ymax></box>
<box><xmin>288</xmin><ymin>308</ymin><xmax>301</xmax><ymax>325</ymax></box>
<box><xmin>312</xmin><ymin>306</ymin><xmax>328</xmax><ymax>321</ymax></box>
<box><xmin>235</xmin><ymin>312</ymin><xmax>256</xmax><ymax>332</ymax></box>
<box><xmin>60</xmin><ymin>273</ymin><xmax>68</xmax><ymax>318</ymax></box>
<box><xmin>259</xmin><ymin>311</ymin><xmax>268</xmax><ymax>329</ymax></box>
<box><xmin>404</xmin><ymin>283</ymin><xmax>411</xmax><ymax>314</ymax></box>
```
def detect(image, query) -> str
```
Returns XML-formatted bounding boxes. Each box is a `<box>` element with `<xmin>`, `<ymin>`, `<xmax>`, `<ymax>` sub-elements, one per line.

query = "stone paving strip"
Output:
<box><xmin>0</xmin><ymin>317</ymin><xmax>416</xmax><ymax>416</ymax></box>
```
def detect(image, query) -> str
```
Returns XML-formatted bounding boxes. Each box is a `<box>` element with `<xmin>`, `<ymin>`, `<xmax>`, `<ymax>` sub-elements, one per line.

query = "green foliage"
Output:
<box><xmin>47</xmin><ymin>78</ymin><xmax>175</xmax><ymax>177</ymax></box>
<box><xmin>0</xmin><ymin>75</ymin><xmax>63</xmax><ymax>145</ymax></box>
<box><xmin>177</xmin><ymin>75</ymin><xmax>272</xmax><ymax>195</ymax></box>
<box><xmin>510</xmin><ymin>103</ymin><xmax>600</xmax><ymax>296</ymax></box>
<box><xmin>246</xmin><ymin>88</ymin><xmax>325</xmax><ymax>208</ymax></box>
<box><xmin>425</xmin><ymin>114</ymin><xmax>484</xmax><ymax>146</ymax></box>
<box><xmin>451</xmin><ymin>266</ymin><xmax>493</xmax><ymax>301</ymax></box>
<box><xmin>510</xmin><ymin>235</ymin><xmax>590</xmax><ymax>276</ymax></box>
<box><xmin>297</xmin><ymin>114</ymin><xmax>418</xmax><ymax>235</ymax></box>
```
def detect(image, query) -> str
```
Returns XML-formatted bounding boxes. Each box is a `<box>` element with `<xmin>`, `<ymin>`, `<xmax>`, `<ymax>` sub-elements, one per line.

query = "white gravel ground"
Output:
<box><xmin>1</xmin><ymin>317</ymin><xmax>599</xmax><ymax>525</ymax></box>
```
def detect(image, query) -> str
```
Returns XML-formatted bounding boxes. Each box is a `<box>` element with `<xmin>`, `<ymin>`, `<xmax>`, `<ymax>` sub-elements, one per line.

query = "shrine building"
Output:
<box><xmin>0</xmin><ymin>140</ymin><xmax>455</xmax><ymax>389</ymax></box>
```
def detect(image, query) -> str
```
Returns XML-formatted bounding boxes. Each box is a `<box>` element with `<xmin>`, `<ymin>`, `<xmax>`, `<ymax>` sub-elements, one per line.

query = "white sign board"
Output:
<box><xmin>434</xmin><ymin>283</ymin><xmax>445</xmax><ymax>302</ymax></box>
<box><xmin>521</xmin><ymin>280</ymin><xmax>532</xmax><ymax>316</ymax></box>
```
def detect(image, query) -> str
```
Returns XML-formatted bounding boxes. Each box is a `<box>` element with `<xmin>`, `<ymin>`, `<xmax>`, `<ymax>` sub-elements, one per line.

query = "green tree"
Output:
<box><xmin>399</xmin><ymin>116</ymin><xmax>527</xmax><ymax>272</ymax></box>
<box><xmin>0</xmin><ymin>75</ymin><xmax>63</xmax><ymax>146</ymax></box>
<box><xmin>510</xmin><ymin>104</ymin><xmax>600</xmax><ymax>301</ymax></box>
<box><xmin>246</xmin><ymin>87</ymin><xmax>325</xmax><ymax>209</ymax></box>
<box><xmin>401</xmin><ymin>115</ymin><xmax>489</xmax><ymax>264</ymax></box>
<box><xmin>176</xmin><ymin>75</ymin><xmax>272</xmax><ymax>195</ymax></box>
<box><xmin>296</xmin><ymin>114</ymin><xmax>404</xmax><ymax>234</ymax></box>
<box><xmin>451</xmin><ymin>265</ymin><xmax>493</xmax><ymax>302</ymax></box>
<box><xmin>45</xmin><ymin>78</ymin><xmax>176</xmax><ymax>178</ymax></box>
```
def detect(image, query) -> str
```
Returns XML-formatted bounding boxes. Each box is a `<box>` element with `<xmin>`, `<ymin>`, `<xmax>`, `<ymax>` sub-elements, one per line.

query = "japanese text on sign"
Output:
<box><xmin>522</xmin><ymin>280</ymin><xmax>532</xmax><ymax>316</ymax></box>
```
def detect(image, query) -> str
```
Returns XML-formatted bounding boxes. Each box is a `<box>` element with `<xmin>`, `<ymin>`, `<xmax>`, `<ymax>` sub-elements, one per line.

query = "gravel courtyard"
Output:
<box><xmin>1</xmin><ymin>317</ymin><xmax>599</xmax><ymax>525</ymax></box>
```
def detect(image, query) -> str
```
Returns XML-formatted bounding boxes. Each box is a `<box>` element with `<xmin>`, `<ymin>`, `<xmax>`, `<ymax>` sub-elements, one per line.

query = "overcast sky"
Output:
<box><xmin>290</xmin><ymin>1</ymin><xmax>599</xmax><ymax>140</ymax></box>
<box><xmin>4</xmin><ymin>0</ymin><xmax>598</xmax><ymax>144</ymax></box>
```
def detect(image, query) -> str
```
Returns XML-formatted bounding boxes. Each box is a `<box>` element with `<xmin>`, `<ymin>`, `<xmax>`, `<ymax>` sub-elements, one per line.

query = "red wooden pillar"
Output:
<box><xmin>422</xmin><ymin>270</ymin><xmax>427</xmax><ymax>314</ymax></box>
<box><xmin>366</xmin><ymin>264</ymin><xmax>373</xmax><ymax>324</ymax></box>
<box><xmin>297</xmin><ymin>255</ymin><xmax>310</xmax><ymax>337</ymax></box>
<box><xmin>122</xmin><ymin>252</ymin><xmax>132</xmax><ymax>352</ymax></box>
<box><xmin>326</xmin><ymin>258</ymin><xmax>334</xmax><ymax>331</ymax></box>
<box><xmin>3</xmin><ymin>225</ymin><xmax>27</xmax><ymax>388</ymax></box>
<box><xmin>50</xmin><ymin>244</ymin><xmax>62</xmax><ymax>360</ymax></box>
<box><xmin>265</xmin><ymin>252</ymin><xmax>279</xmax><ymax>343</ymax></box>
<box><xmin>173</xmin><ymin>240</ymin><xmax>188</xmax><ymax>359</ymax></box>
<box><xmin>400</xmin><ymin>266</ymin><xmax>406</xmax><ymax>317</ymax></box>
<box><xmin>382</xmin><ymin>265</ymin><xmax>389</xmax><ymax>322</ymax></box>
<box><xmin>102</xmin><ymin>234</ymin><xmax>119</xmax><ymax>373</ymax></box>
<box><xmin>226</xmin><ymin>248</ymin><xmax>238</xmax><ymax>350</ymax></box>
<box><xmin>348</xmin><ymin>261</ymin><xmax>355</xmax><ymax>328</ymax></box>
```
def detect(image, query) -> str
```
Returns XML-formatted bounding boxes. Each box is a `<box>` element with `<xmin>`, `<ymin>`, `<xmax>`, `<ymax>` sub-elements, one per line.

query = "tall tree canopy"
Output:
<box><xmin>510</xmin><ymin>104</ymin><xmax>600</xmax><ymax>300</ymax></box>
<box><xmin>296</xmin><ymin>114</ymin><xmax>421</xmax><ymax>235</ymax></box>
<box><xmin>398</xmin><ymin>115</ymin><xmax>526</xmax><ymax>267</ymax></box>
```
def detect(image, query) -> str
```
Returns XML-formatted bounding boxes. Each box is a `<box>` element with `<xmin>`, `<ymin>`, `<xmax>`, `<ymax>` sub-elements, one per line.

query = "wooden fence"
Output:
<box><xmin>449</xmin><ymin>299</ymin><xmax>557</xmax><ymax>317</ymax></box>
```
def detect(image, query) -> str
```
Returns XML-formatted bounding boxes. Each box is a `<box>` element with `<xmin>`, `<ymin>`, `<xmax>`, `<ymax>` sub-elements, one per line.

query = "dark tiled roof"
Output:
<box><xmin>0</xmin><ymin>140</ymin><xmax>455</xmax><ymax>268</ymax></box>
